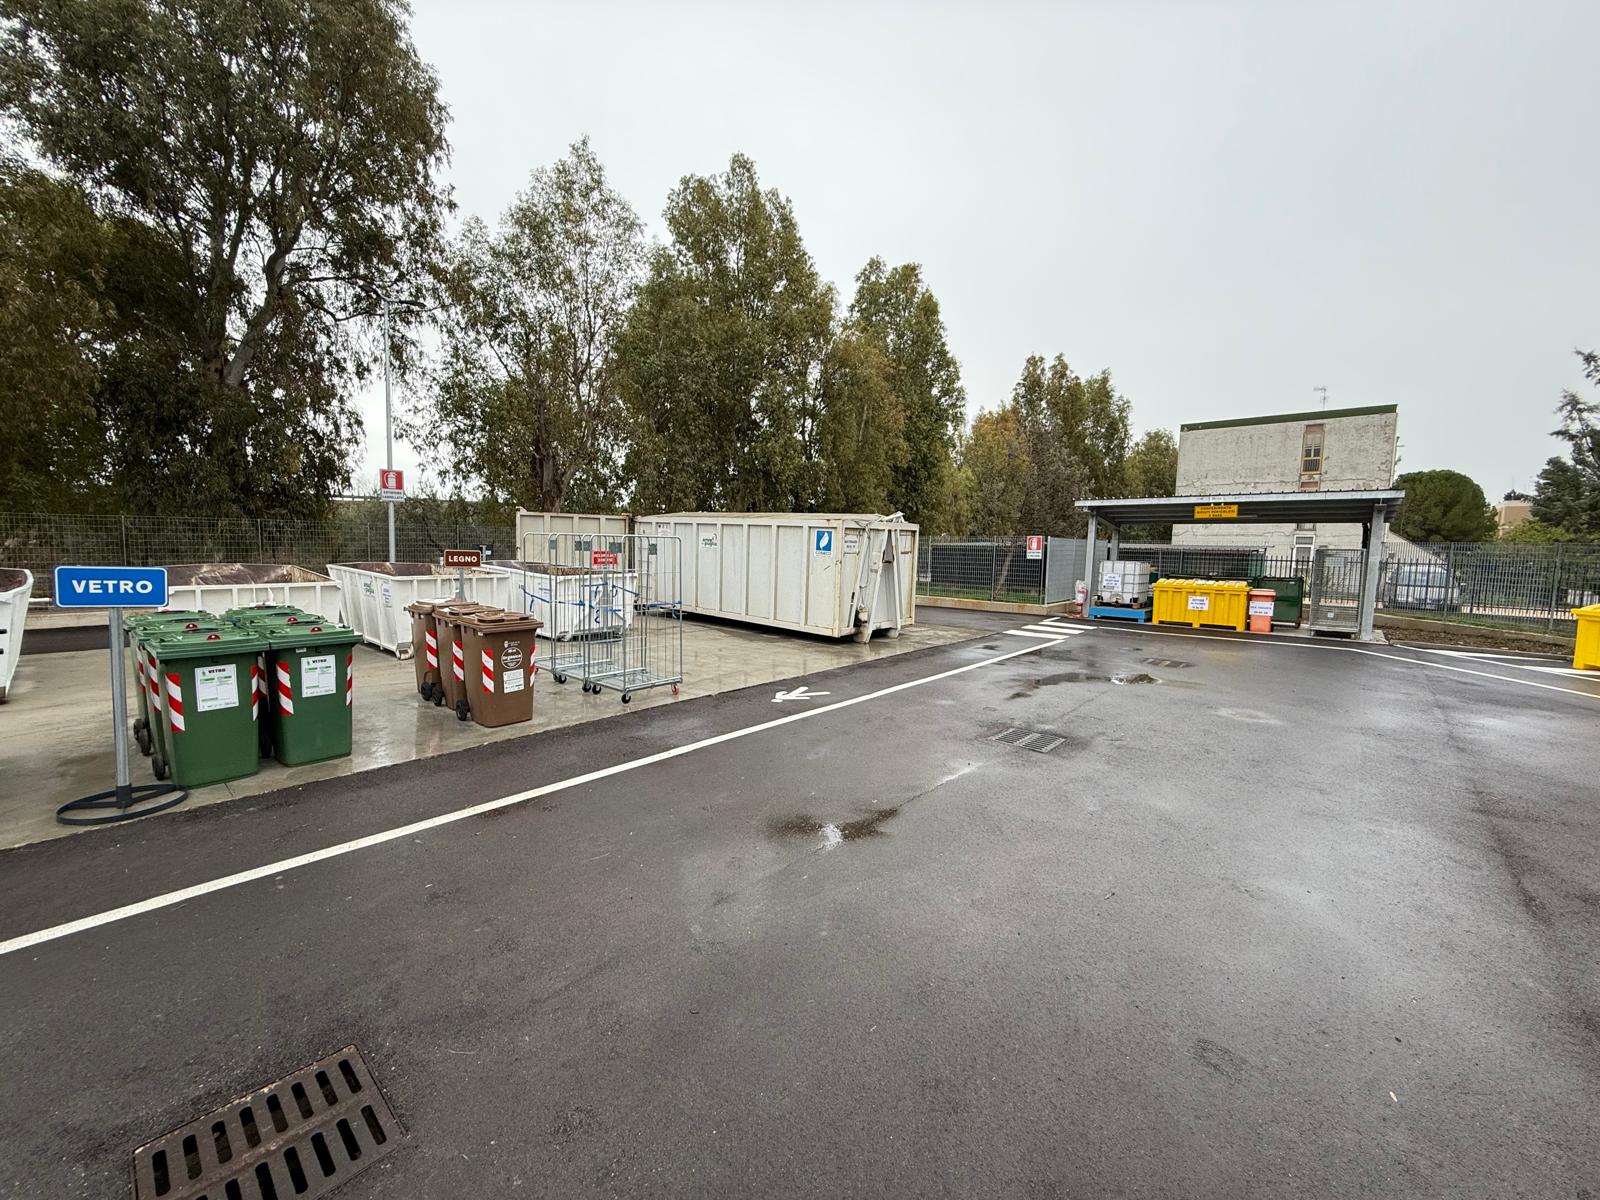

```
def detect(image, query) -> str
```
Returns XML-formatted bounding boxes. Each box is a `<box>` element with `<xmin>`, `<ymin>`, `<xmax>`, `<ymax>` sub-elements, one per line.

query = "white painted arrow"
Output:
<box><xmin>772</xmin><ymin>685</ymin><xmax>832</xmax><ymax>703</ymax></box>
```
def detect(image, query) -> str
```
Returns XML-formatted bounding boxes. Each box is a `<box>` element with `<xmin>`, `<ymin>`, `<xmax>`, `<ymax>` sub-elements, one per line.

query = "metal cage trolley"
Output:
<box><xmin>512</xmin><ymin>531</ymin><xmax>604</xmax><ymax>683</ymax></box>
<box><xmin>581</xmin><ymin>532</ymin><xmax>684</xmax><ymax>703</ymax></box>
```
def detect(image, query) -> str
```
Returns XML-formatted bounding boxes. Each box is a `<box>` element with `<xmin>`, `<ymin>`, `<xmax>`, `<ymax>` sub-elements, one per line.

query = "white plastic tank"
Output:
<box><xmin>1096</xmin><ymin>560</ymin><xmax>1154</xmax><ymax>607</ymax></box>
<box><xmin>635</xmin><ymin>512</ymin><xmax>917</xmax><ymax>640</ymax></box>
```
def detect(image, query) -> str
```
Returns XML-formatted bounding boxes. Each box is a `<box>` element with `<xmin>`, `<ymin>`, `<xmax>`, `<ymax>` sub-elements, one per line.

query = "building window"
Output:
<box><xmin>1301</xmin><ymin>425</ymin><xmax>1324</xmax><ymax>475</ymax></box>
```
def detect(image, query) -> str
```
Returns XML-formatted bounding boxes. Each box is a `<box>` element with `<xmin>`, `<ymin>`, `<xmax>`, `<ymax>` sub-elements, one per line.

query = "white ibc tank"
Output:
<box><xmin>1097</xmin><ymin>560</ymin><xmax>1154</xmax><ymax>606</ymax></box>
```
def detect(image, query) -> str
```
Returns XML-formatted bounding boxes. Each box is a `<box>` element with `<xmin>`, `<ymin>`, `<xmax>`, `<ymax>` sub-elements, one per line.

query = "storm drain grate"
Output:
<box><xmin>991</xmin><ymin>727</ymin><xmax>1066</xmax><ymax>754</ymax></box>
<box><xmin>1142</xmin><ymin>657</ymin><xmax>1191</xmax><ymax>669</ymax></box>
<box><xmin>132</xmin><ymin>1045</ymin><xmax>402</xmax><ymax>1200</ymax></box>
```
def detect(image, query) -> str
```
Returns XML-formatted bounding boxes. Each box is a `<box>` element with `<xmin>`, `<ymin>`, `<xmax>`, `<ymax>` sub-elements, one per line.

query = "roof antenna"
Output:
<box><xmin>1314</xmin><ymin>386</ymin><xmax>1328</xmax><ymax>410</ymax></box>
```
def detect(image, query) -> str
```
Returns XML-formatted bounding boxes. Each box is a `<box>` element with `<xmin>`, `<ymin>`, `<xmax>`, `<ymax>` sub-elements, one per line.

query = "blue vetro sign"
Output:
<box><xmin>54</xmin><ymin>566</ymin><xmax>168</xmax><ymax>608</ymax></box>
<box><xmin>814</xmin><ymin>529</ymin><xmax>833</xmax><ymax>554</ymax></box>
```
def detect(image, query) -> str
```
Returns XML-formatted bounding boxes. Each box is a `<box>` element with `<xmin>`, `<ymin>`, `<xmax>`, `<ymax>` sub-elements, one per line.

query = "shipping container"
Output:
<box><xmin>161</xmin><ymin>563</ymin><xmax>344</xmax><ymax>621</ymax></box>
<box><xmin>513</xmin><ymin>510</ymin><xmax>631</xmax><ymax>559</ymax></box>
<box><xmin>635</xmin><ymin>513</ymin><xmax>917</xmax><ymax>640</ymax></box>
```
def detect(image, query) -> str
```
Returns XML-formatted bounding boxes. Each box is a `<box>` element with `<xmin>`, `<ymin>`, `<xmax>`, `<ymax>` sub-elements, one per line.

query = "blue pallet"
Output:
<box><xmin>1088</xmin><ymin>604</ymin><xmax>1152</xmax><ymax>623</ymax></box>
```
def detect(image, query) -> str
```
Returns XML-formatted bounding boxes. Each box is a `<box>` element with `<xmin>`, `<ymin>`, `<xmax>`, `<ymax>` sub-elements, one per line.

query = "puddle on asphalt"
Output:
<box><xmin>1009</xmin><ymin>670</ymin><xmax>1160</xmax><ymax>696</ymax></box>
<box><xmin>767</xmin><ymin>807</ymin><xmax>901</xmax><ymax>845</ymax></box>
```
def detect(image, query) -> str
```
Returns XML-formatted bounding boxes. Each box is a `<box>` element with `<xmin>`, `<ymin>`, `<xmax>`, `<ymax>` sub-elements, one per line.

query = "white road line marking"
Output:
<box><xmin>1405</xmin><ymin>646</ymin><xmax>1586</xmax><ymax>675</ymax></box>
<box><xmin>1004</xmin><ymin>629</ymin><xmax>1069</xmax><ymax>640</ymax></box>
<box><xmin>1086</xmin><ymin>622</ymin><xmax>1600</xmax><ymax>700</ymax></box>
<box><xmin>1342</xmin><ymin>646</ymin><xmax>1600</xmax><ymax>700</ymax></box>
<box><xmin>0</xmin><ymin>636</ymin><xmax>1065</xmax><ymax>958</ymax></box>
<box><xmin>1020</xmin><ymin>624</ymin><xmax>1078</xmax><ymax>635</ymax></box>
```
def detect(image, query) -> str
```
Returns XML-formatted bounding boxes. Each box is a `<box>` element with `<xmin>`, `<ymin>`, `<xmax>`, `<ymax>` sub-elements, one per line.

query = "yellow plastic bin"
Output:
<box><xmin>1573</xmin><ymin>604</ymin><xmax>1600</xmax><ymax>671</ymax></box>
<box><xmin>1153</xmin><ymin>579</ymin><xmax>1250</xmax><ymax>631</ymax></box>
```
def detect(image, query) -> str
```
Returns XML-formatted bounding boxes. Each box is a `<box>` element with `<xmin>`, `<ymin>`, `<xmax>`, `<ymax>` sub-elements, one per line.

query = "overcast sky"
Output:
<box><xmin>363</xmin><ymin>0</ymin><xmax>1599</xmax><ymax>501</ymax></box>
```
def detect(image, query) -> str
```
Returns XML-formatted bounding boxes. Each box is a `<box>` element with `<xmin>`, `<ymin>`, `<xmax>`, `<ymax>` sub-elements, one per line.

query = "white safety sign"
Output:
<box><xmin>1102</xmin><ymin>573</ymin><xmax>1122</xmax><ymax>591</ymax></box>
<box><xmin>194</xmin><ymin>664</ymin><xmax>239</xmax><ymax>713</ymax></box>
<box><xmin>1187</xmin><ymin>595</ymin><xmax>1210</xmax><ymax>611</ymax></box>
<box><xmin>814</xmin><ymin>529</ymin><xmax>833</xmax><ymax>554</ymax></box>
<box><xmin>843</xmin><ymin>532</ymin><xmax>860</xmax><ymax>553</ymax></box>
<box><xmin>1248</xmin><ymin>599</ymin><xmax>1274</xmax><ymax>617</ymax></box>
<box><xmin>301</xmin><ymin>654</ymin><xmax>336</xmax><ymax>698</ymax></box>
<box><xmin>503</xmin><ymin>668</ymin><xmax>525</xmax><ymax>694</ymax></box>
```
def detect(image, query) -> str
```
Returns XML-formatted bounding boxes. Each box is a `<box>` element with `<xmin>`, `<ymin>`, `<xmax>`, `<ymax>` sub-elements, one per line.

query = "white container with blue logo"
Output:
<box><xmin>636</xmin><ymin>513</ymin><xmax>919</xmax><ymax>641</ymax></box>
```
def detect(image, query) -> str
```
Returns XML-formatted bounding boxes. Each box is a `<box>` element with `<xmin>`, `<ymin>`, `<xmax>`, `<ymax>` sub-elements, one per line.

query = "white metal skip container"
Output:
<box><xmin>635</xmin><ymin>513</ymin><xmax>918</xmax><ymax>640</ymax></box>
<box><xmin>327</xmin><ymin>562</ymin><xmax>502</xmax><ymax>658</ymax></box>
<box><xmin>0</xmin><ymin>568</ymin><xmax>33</xmax><ymax>702</ymax></box>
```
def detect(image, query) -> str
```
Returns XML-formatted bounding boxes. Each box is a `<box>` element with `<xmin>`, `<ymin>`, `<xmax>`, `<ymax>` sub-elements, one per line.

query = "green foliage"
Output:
<box><xmin>816</xmin><ymin>333</ymin><xmax>904</xmax><ymax>512</ymax></box>
<box><xmin>960</xmin><ymin>407</ymin><xmax>1030</xmax><ymax>535</ymax></box>
<box><xmin>1119</xmin><ymin>428</ymin><xmax>1178</xmax><ymax>540</ymax></box>
<box><xmin>1530</xmin><ymin>351</ymin><xmax>1600</xmax><ymax>537</ymax></box>
<box><xmin>0</xmin><ymin>0</ymin><xmax>450</xmax><ymax>518</ymax></box>
<box><xmin>844</xmin><ymin>258</ymin><xmax>964</xmax><ymax>528</ymax></box>
<box><xmin>1498</xmin><ymin>517</ymin><xmax>1575</xmax><ymax>544</ymax></box>
<box><xmin>618</xmin><ymin>154</ymin><xmax>835</xmax><ymax>513</ymax></box>
<box><xmin>411</xmin><ymin>138</ymin><xmax>643</xmax><ymax>513</ymax></box>
<box><xmin>1391</xmin><ymin>469</ymin><xmax>1497</xmax><ymax>543</ymax></box>
<box><xmin>0</xmin><ymin>162</ymin><xmax>111</xmax><ymax>510</ymax></box>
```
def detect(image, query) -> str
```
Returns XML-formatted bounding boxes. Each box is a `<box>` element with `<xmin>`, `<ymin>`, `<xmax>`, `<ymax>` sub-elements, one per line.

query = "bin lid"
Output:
<box><xmin>404</xmin><ymin>600</ymin><xmax>440</xmax><ymax>616</ymax></box>
<box><xmin>460</xmin><ymin>609</ymin><xmax>543</xmax><ymax>633</ymax></box>
<box><xmin>223</xmin><ymin>604</ymin><xmax>307</xmax><ymax>618</ymax></box>
<box><xmin>1573</xmin><ymin>604</ymin><xmax>1600</xmax><ymax>617</ymax></box>
<box><xmin>263</xmin><ymin>621</ymin><xmax>360</xmax><ymax>649</ymax></box>
<box><xmin>146</xmin><ymin>626</ymin><xmax>268</xmax><ymax>658</ymax></box>
<box><xmin>231</xmin><ymin>611</ymin><xmax>325</xmax><ymax>627</ymax></box>
<box><xmin>131</xmin><ymin>615</ymin><xmax>230</xmax><ymax>635</ymax></box>
<box><xmin>127</xmin><ymin>609</ymin><xmax>215</xmax><ymax>628</ymax></box>
<box><xmin>434</xmin><ymin>602</ymin><xmax>499</xmax><ymax>619</ymax></box>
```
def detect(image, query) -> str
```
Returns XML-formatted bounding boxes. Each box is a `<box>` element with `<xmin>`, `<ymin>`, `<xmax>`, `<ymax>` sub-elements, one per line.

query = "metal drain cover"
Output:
<box><xmin>991</xmin><ymin>727</ymin><xmax>1066</xmax><ymax>754</ymax></box>
<box><xmin>1142</xmin><ymin>657</ymin><xmax>1191</xmax><ymax>669</ymax></box>
<box><xmin>132</xmin><ymin>1045</ymin><xmax>402</xmax><ymax>1200</ymax></box>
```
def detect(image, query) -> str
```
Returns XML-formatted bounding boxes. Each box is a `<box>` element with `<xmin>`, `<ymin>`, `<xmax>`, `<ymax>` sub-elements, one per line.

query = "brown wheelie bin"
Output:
<box><xmin>434</xmin><ymin>601</ymin><xmax>499</xmax><ymax>717</ymax></box>
<box><xmin>405</xmin><ymin>600</ymin><xmax>446</xmax><ymax>703</ymax></box>
<box><xmin>457</xmin><ymin>610</ymin><xmax>543</xmax><ymax>726</ymax></box>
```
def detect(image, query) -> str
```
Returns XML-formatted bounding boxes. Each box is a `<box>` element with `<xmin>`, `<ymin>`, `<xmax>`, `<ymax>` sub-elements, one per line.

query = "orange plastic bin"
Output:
<box><xmin>1248</xmin><ymin>588</ymin><xmax>1275</xmax><ymax>634</ymax></box>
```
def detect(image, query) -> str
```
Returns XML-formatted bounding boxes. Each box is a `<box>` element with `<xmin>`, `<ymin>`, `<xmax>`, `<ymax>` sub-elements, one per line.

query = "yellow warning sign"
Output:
<box><xmin>1193</xmin><ymin>503</ymin><xmax>1240</xmax><ymax>520</ymax></box>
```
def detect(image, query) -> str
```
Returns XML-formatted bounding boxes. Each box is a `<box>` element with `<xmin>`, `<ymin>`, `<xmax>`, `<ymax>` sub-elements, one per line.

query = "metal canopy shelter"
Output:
<box><xmin>1075</xmin><ymin>489</ymin><xmax>1405</xmax><ymax>640</ymax></box>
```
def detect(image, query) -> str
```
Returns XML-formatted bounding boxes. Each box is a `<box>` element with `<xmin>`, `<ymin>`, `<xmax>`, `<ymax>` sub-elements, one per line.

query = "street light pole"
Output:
<box><xmin>383</xmin><ymin>295</ymin><xmax>395</xmax><ymax>562</ymax></box>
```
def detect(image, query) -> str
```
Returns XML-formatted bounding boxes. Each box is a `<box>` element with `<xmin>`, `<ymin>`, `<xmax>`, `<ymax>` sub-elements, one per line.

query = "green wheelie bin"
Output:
<box><xmin>144</xmin><ymin>626</ymin><xmax>268</xmax><ymax>787</ymax></box>
<box><xmin>263</xmin><ymin>620</ymin><xmax>360</xmax><ymax>766</ymax></box>
<box><xmin>127</xmin><ymin>612</ymin><xmax>228</xmax><ymax>757</ymax></box>
<box><xmin>229</xmin><ymin>609</ymin><xmax>326</xmax><ymax>758</ymax></box>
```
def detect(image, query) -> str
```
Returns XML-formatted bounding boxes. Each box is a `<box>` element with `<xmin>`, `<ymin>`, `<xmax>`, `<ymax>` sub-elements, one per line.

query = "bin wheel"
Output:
<box><xmin>455</xmin><ymin>700</ymin><xmax>470</xmax><ymax>722</ymax></box>
<box><xmin>432</xmin><ymin>685</ymin><xmax>444</xmax><ymax>706</ymax></box>
<box><xmin>136</xmin><ymin>726</ymin><xmax>152</xmax><ymax>756</ymax></box>
<box><xmin>133</xmin><ymin>716</ymin><xmax>147</xmax><ymax>737</ymax></box>
<box><xmin>152</xmin><ymin>753</ymin><xmax>169</xmax><ymax>781</ymax></box>
<box><xmin>554</xmin><ymin>673</ymin><xmax>566</xmax><ymax>685</ymax></box>
<box><xmin>621</xmin><ymin>692</ymin><xmax>631</xmax><ymax>704</ymax></box>
<box><xmin>418</xmin><ymin>682</ymin><xmax>429</xmax><ymax>697</ymax></box>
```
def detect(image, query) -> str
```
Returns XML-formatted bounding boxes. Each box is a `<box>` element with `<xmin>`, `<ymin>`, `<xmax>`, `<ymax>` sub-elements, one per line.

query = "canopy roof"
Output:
<box><xmin>1075</xmin><ymin>489</ymin><xmax>1404</xmax><ymax>527</ymax></box>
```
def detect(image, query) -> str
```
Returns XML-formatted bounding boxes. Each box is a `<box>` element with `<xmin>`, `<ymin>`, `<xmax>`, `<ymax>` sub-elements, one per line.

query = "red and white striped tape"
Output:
<box><xmin>346</xmin><ymin>653</ymin><xmax>353</xmax><ymax>707</ymax></box>
<box><xmin>165</xmin><ymin>672</ymin><xmax>185</xmax><ymax>733</ymax></box>
<box><xmin>144</xmin><ymin>646</ymin><xmax>159</xmax><ymax>705</ymax></box>
<box><xmin>250</xmin><ymin>662</ymin><xmax>260</xmax><ymax>721</ymax></box>
<box><xmin>276</xmin><ymin>661</ymin><xmax>295</xmax><ymax>716</ymax></box>
<box><xmin>481</xmin><ymin>649</ymin><xmax>495</xmax><ymax>694</ymax></box>
<box><xmin>425</xmin><ymin>630</ymin><xmax>438</xmax><ymax>670</ymax></box>
<box><xmin>452</xmin><ymin>638</ymin><xmax>465</xmax><ymax>683</ymax></box>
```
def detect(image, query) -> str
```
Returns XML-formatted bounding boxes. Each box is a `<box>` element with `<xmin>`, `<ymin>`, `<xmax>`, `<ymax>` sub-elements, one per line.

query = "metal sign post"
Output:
<box><xmin>53</xmin><ymin>566</ymin><xmax>188</xmax><ymax>825</ymax></box>
<box><xmin>442</xmin><ymin>549</ymin><xmax>482</xmax><ymax>601</ymax></box>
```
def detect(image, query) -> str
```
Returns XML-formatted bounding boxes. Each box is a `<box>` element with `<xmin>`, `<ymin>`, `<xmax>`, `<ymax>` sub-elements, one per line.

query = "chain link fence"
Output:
<box><xmin>1123</xmin><ymin>541</ymin><xmax>1600</xmax><ymax>633</ymax></box>
<box><xmin>0</xmin><ymin>512</ymin><xmax>516</xmax><ymax>599</ymax></box>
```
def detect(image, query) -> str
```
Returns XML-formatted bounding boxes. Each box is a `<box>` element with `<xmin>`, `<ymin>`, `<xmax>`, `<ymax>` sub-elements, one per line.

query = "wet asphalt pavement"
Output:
<box><xmin>1</xmin><ymin>619</ymin><xmax>1598</xmax><ymax>1199</ymax></box>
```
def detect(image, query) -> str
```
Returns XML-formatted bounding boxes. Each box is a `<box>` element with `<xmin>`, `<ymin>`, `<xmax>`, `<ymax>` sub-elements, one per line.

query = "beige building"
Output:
<box><xmin>1172</xmin><ymin>404</ymin><xmax>1405</xmax><ymax>566</ymax></box>
<box><xmin>1495</xmin><ymin>499</ymin><xmax>1532</xmax><ymax>534</ymax></box>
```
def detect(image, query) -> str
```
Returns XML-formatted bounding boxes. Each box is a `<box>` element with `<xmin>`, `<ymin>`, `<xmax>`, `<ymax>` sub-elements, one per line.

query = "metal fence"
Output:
<box><xmin>1122</xmin><ymin>541</ymin><xmax>1600</xmax><ymax>633</ymax></box>
<box><xmin>0</xmin><ymin>512</ymin><xmax>517</xmax><ymax>599</ymax></box>
<box><xmin>916</xmin><ymin>536</ymin><xmax>1107</xmax><ymax>605</ymax></box>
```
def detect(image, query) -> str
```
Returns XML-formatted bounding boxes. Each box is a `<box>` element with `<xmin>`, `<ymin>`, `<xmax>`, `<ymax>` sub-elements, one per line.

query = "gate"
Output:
<box><xmin>1307</xmin><ymin>548</ymin><xmax>1366</xmax><ymax>632</ymax></box>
